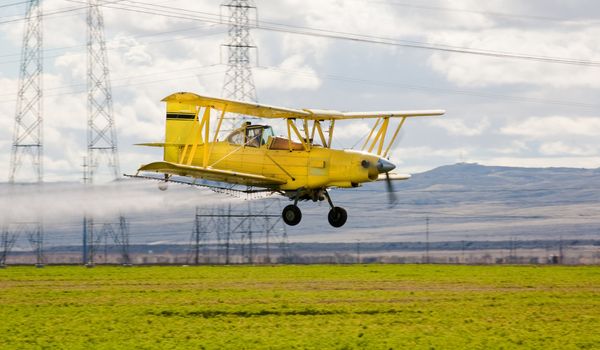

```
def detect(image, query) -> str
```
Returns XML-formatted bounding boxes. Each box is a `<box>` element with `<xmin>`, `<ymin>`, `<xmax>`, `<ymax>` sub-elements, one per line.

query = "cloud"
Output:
<box><xmin>474</xmin><ymin>156</ymin><xmax>600</xmax><ymax>169</ymax></box>
<box><xmin>500</xmin><ymin>116</ymin><xmax>600</xmax><ymax>138</ymax></box>
<box><xmin>428</xmin><ymin>117</ymin><xmax>490</xmax><ymax>136</ymax></box>
<box><xmin>539</xmin><ymin>141</ymin><xmax>598</xmax><ymax>156</ymax></box>
<box><xmin>427</xmin><ymin>26</ymin><xmax>600</xmax><ymax>88</ymax></box>
<box><xmin>2</xmin><ymin>0</ymin><xmax>600</xmax><ymax>182</ymax></box>
<box><xmin>255</xmin><ymin>55</ymin><xmax>322</xmax><ymax>91</ymax></box>
<box><xmin>490</xmin><ymin>140</ymin><xmax>529</xmax><ymax>155</ymax></box>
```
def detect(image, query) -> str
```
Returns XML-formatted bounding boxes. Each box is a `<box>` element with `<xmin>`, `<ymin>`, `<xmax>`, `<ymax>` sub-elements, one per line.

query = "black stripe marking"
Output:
<box><xmin>167</xmin><ymin>113</ymin><xmax>196</xmax><ymax>120</ymax></box>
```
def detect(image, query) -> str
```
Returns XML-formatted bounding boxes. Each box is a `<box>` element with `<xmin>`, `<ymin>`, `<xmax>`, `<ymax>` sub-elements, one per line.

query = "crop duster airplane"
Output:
<box><xmin>129</xmin><ymin>92</ymin><xmax>444</xmax><ymax>227</ymax></box>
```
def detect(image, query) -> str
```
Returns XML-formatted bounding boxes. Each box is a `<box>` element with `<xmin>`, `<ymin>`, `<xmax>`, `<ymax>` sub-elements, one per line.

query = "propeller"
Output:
<box><xmin>376</xmin><ymin>158</ymin><xmax>397</xmax><ymax>207</ymax></box>
<box><xmin>384</xmin><ymin>172</ymin><xmax>397</xmax><ymax>207</ymax></box>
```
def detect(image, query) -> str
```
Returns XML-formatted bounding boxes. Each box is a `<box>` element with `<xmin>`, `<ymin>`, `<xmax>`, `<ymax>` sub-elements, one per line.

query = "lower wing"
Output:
<box><xmin>136</xmin><ymin>161</ymin><xmax>287</xmax><ymax>188</ymax></box>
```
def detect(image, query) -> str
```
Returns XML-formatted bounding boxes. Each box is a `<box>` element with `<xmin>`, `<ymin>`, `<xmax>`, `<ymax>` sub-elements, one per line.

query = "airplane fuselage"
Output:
<box><xmin>168</xmin><ymin>140</ymin><xmax>382</xmax><ymax>191</ymax></box>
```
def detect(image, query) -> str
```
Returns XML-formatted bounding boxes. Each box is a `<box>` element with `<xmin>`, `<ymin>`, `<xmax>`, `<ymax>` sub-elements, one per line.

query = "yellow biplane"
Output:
<box><xmin>129</xmin><ymin>92</ymin><xmax>444</xmax><ymax>227</ymax></box>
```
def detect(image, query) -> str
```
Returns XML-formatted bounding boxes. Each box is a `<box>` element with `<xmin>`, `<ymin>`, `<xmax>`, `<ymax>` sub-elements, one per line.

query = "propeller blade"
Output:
<box><xmin>385</xmin><ymin>172</ymin><xmax>397</xmax><ymax>207</ymax></box>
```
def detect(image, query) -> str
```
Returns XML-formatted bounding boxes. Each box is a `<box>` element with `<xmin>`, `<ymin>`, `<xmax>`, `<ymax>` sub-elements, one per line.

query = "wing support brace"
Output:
<box><xmin>362</xmin><ymin>116</ymin><xmax>407</xmax><ymax>157</ymax></box>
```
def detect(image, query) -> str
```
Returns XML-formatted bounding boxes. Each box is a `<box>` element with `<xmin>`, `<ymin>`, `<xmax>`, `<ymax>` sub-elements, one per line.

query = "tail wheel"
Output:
<box><xmin>328</xmin><ymin>207</ymin><xmax>347</xmax><ymax>227</ymax></box>
<box><xmin>282</xmin><ymin>205</ymin><xmax>302</xmax><ymax>226</ymax></box>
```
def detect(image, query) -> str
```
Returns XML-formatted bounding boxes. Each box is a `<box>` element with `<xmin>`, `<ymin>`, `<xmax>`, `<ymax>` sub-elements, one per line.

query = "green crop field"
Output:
<box><xmin>0</xmin><ymin>265</ymin><xmax>598</xmax><ymax>349</ymax></box>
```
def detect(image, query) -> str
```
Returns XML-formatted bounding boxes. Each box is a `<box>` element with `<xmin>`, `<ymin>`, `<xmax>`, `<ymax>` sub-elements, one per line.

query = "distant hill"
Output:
<box><xmin>2</xmin><ymin>163</ymin><xmax>600</xmax><ymax>248</ymax></box>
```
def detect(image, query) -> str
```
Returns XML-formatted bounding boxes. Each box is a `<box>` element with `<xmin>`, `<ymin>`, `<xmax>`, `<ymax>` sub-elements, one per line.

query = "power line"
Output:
<box><xmin>254</xmin><ymin>65</ymin><xmax>600</xmax><ymax>109</ymax></box>
<box><xmin>5</xmin><ymin>0</ymin><xmax>599</xmax><ymax>67</ymax></box>
<box><xmin>360</xmin><ymin>0</ymin><xmax>568</xmax><ymax>23</ymax></box>
<box><xmin>0</xmin><ymin>62</ymin><xmax>595</xmax><ymax>110</ymax></box>
<box><xmin>80</xmin><ymin>0</ymin><xmax>600</xmax><ymax>67</ymax></box>
<box><xmin>0</xmin><ymin>67</ymin><xmax>225</xmax><ymax>104</ymax></box>
<box><xmin>0</xmin><ymin>0</ymin><xmax>127</xmax><ymax>25</ymax></box>
<box><xmin>0</xmin><ymin>1</ymin><xmax>30</xmax><ymax>9</ymax></box>
<box><xmin>0</xmin><ymin>25</ymin><xmax>223</xmax><ymax>65</ymax></box>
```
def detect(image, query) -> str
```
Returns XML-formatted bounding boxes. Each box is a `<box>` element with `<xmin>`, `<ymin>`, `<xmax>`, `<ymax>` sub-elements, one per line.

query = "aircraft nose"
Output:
<box><xmin>377</xmin><ymin>158</ymin><xmax>396</xmax><ymax>173</ymax></box>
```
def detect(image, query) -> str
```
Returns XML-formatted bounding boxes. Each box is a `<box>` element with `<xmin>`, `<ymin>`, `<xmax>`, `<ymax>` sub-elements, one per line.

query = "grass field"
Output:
<box><xmin>0</xmin><ymin>265</ymin><xmax>598</xmax><ymax>349</ymax></box>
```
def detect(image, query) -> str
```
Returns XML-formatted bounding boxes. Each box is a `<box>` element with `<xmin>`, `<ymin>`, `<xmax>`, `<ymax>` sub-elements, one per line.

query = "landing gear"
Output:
<box><xmin>324</xmin><ymin>190</ymin><xmax>347</xmax><ymax>227</ymax></box>
<box><xmin>282</xmin><ymin>205</ymin><xmax>302</xmax><ymax>226</ymax></box>
<box><xmin>281</xmin><ymin>189</ymin><xmax>348</xmax><ymax>227</ymax></box>
<box><xmin>328</xmin><ymin>207</ymin><xmax>347</xmax><ymax>227</ymax></box>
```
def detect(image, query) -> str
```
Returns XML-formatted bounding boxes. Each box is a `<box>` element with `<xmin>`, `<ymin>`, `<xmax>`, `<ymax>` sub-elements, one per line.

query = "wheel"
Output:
<box><xmin>328</xmin><ymin>207</ymin><xmax>347</xmax><ymax>227</ymax></box>
<box><xmin>282</xmin><ymin>205</ymin><xmax>302</xmax><ymax>226</ymax></box>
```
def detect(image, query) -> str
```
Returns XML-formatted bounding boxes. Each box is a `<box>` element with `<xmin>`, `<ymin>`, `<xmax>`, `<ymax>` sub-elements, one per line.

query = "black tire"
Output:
<box><xmin>282</xmin><ymin>205</ymin><xmax>302</xmax><ymax>226</ymax></box>
<box><xmin>328</xmin><ymin>207</ymin><xmax>347</xmax><ymax>227</ymax></box>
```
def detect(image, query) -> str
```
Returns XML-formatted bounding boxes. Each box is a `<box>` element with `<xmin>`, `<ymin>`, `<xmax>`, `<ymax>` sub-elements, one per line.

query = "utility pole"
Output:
<box><xmin>265</xmin><ymin>208</ymin><xmax>271</xmax><ymax>264</ymax></box>
<box><xmin>225</xmin><ymin>204</ymin><xmax>231</xmax><ymax>264</ymax></box>
<box><xmin>194</xmin><ymin>207</ymin><xmax>201</xmax><ymax>265</ymax></box>
<box><xmin>558</xmin><ymin>236</ymin><xmax>564</xmax><ymax>265</ymax></box>
<box><xmin>356</xmin><ymin>239</ymin><xmax>361</xmax><ymax>264</ymax></box>
<box><xmin>247</xmin><ymin>202</ymin><xmax>253</xmax><ymax>264</ymax></box>
<box><xmin>425</xmin><ymin>216</ymin><xmax>430</xmax><ymax>264</ymax></box>
<box><xmin>221</xmin><ymin>0</ymin><xmax>258</xmax><ymax>129</ymax></box>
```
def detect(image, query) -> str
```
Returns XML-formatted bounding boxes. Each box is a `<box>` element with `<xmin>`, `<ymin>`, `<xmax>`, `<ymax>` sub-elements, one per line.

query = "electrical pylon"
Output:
<box><xmin>222</xmin><ymin>0</ymin><xmax>258</xmax><ymax>129</ymax></box>
<box><xmin>10</xmin><ymin>0</ymin><xmax>43</xmax><ymax>183</ymax></box>
<box><xmin>86</xmin><ymin>0</ymin><xmax>119</xmax><ymax>182</ymax></box>
<box><xmin>83</xmin><ymin>1</ymin><xmax>123</xmax><ymax>266</ymax></box>
<box><xmin>9</xmin><ymin>0</ymin><xmax>44</xmax><ymax>267</ymax></box>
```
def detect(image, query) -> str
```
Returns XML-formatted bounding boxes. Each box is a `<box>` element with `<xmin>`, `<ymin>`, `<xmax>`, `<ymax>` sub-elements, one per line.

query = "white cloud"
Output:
<box><xmin>428</xmin><ymin>117</ymin><xmax>489</xmax><ymax>136</ymax></box>
<box><xmin>2</xmin><ymin>0</ymin><xmax>600</xmax><ymax>183</ymax></box>
<box><xmin>428</xmin><ymin>26</ymin><xmax>600</xmax><ymax>88</ymax></box>
<box><xmin>539</xmin><ymin>141</ymin><xmax>597</xmax><ymax>156</ymax></box>
<box><xmin>491</xmin><ymin>140</ymin><xmax>530</xmax><ymax>155</ymax></box>
<box><xmin>255</xmin><ymin>55</ymin><xmax>322</xmax><ymax>91</ymax></box>
<box><xmin>475</xmin><ymin>156</ymin><xmax>600</xmax><ymax>169</ymax></box>
<box><xmin>500</xmin><ymin>116</ymin><xmax>600</xmax><ymax>138</ymax></box>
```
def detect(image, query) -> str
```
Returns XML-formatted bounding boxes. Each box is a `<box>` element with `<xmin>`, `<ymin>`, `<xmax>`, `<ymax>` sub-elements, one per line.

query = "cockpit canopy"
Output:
<box><xmin>227</xmin><ymin>124</ymin><xmax>274</xmax><ymax>148</ymax></box>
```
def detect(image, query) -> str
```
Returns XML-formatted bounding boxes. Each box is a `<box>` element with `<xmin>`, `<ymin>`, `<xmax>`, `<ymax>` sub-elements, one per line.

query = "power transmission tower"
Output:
<box><xmin>10</xmin><ymin>0</ymin><xmax>43</xmax><ymax>184</ymax></box>
<box><xmin>0</xmin><ymin>228</ymin><xmax>18</xmax><ymax>267</ymax></box>
<box><xmin>87</xmin><ymin>0</ymin><xmax>119</xmax><ymax>182</ymax></box>
<box><xmin>221</xmin><ymin>0</ymin><xmax>258</xmax><ymax>129</ymax></box>
<box><xmin>225</xmin><ymin>204</ymin><xmax>231</xmax><ymax>264</ymax></box>
<box><xmin>247</xmin><ymin>202</ymin><xmax>253</xmax><ymax>264</ymax></box>
<box><xmin>193</xmin><ymin>207</ymin><xmax>202</xmax><ymax>265</ymax></box>
<box><xmin>83</xmin><ymin>1</ymin><xmax>124</xmax><ymax>266</ymax></box>
<box><xmin>9</xmin><ymin>1</ymin><xmax>45</xmax><ymax>267</ymax></box>
<box><xmin>116</xmin><ymin>216</ymin><xmax>131</xmax><ymax>265</ymax></box>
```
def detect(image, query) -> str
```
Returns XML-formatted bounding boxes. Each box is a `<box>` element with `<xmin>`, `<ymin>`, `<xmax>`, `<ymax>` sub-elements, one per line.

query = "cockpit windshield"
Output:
<box><xmin>226</xmin><ymin>125</ymin><xmax>275</xmax><ymax>148</ymax></box>
<box><xmin>261</xmin><ymin>126</ymin><xmax>274</xmax><ymax>145</ymax></box>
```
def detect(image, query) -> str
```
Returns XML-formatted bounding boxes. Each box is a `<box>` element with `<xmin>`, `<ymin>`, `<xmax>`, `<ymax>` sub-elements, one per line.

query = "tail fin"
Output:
<box><xmin>164</xmin><ymin>100</ymin><xmax>198</xmax><ymax>163</ymax></box>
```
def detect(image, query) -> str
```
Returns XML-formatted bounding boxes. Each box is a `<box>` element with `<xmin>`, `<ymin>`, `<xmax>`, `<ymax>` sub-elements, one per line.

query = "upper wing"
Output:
<box><xmin>138</xmin><ymin>161</ymin><xmax>286</xmax><ymax>188</ymax></box>
<box><xmin>162</xmin><ymin>92</ymin><xmax>311</xmax><ymax>119</ymax></box>
<box><xmin>163</xmin><ymin>92</ymin><xmax>445</xmax><ymax>120</ymax></box>
<box><xmin>304</xmin><ymin>109</ymin><xmax>445</xmax><ymax>120</ymax></box>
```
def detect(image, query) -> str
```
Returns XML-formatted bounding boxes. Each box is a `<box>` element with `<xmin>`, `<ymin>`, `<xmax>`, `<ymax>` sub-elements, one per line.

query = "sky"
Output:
<box><xmin>1</xmin><ymin>0</ymin><xmax>600</xmax><ymax>183</ymax></box>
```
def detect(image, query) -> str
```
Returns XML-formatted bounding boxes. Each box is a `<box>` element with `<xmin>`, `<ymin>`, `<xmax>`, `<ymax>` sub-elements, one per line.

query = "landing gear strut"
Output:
<box><xmin>324</xmin><ymin>190</ymin><xmax>347</xmax><ymax>227</ymax></box>
<box><xmin>281</xmin><ymin>190</ymin><xmax>347</xmax><ymax>228</ymax></box>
